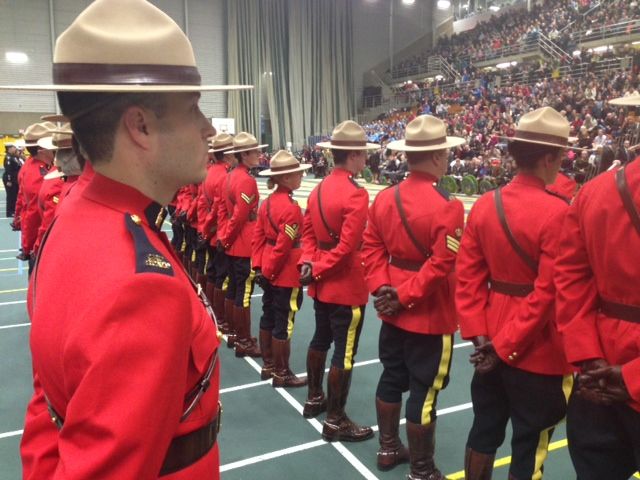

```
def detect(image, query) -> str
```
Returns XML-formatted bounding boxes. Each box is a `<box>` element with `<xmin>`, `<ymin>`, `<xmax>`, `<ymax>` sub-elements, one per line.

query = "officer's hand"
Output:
<box><xmin>299</xmin><ymin>263</ymin><xmax>314</xmax><ymax>286</ymax></box>
<box><xmin>254</xmin><ymin>270</ymin><xmax>268</xmax><ymax>289</ymax></box>
<box><xmin>216</xmin><ymin>240</ymin><xmax>226</xmax><ymax>253</ymax></box>
<box><xmin>10</xmin><ymin>221</ymin><xmax>20</xmax><ymax>231</ymax></box>
<box><xmin>471</xmin><ymin>341</ymin><xmax>500</xmax><ymax>374</ymax></box>
<box><xmin>374</xmin><ymin>285</ymin><xmax>402</xmax><ymax>316</ymax></box>
<box><xmin>6</xmin><ymin>181</ymin><xmax>11</xmax><ymax>187</ymax></box>
<box><xmin>578</xmin><ymin>365</ymin><xmax>630</xmax><ymax>405</ymax></box>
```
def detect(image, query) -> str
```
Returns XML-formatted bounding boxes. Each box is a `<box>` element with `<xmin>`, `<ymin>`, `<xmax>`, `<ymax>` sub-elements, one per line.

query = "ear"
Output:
<box><xmin>121</xmin><ymin>105</ymin><xmax>154</xmax><ymax>151</ymax></box>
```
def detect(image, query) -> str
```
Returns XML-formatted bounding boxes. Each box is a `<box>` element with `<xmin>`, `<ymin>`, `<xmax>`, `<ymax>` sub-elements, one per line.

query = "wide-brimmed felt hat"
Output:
<box><xmin>259</xmin><ymin>150</ymin><xmax>312</xmax><ymax>176</ymax></box>
<box><xmin>387</xmin><ymin>115</ymin><xmax>465</xmax><ymax>152</ymax></box>
<box><xmin>316</xmin><ymin>120</ymin><xmax>379</xmax><ymax>150</ymax></box>
<box><xmin>0</xmin><ymin>0</ymin><xmax>252</xmax><ymax>93</ymax></box>
<box><xmin>41</xmin><ymin>114</ymin><xmax>69</xmax><ymax>123</ymax></box>
<box><xmin>209</xmin><ymin>132</ymin><xmax>235</xmax><ymax>153</ymax></box>
<box><xmin>609</xmin><ymin>92</ymin><xmax>640</xmax><ymax>106</ymax></box>
<box><xmin>227</xmin><ymin>132</ymin><xmax>268</xmax><ymax>154</ymax></box>
<box><xmin>504</xmin><ymin>107</ymin><xmax>577</xmax><ymax>149</ymax></box>
<box><xmin>37</xmin><ymin>124</ymin><xmax>73</xmax><ymax>151</ymax></box>
<box><xmin>23</xmin><ymin>122</ymin><xmax>58</xmax><ymax>147</ymax></box>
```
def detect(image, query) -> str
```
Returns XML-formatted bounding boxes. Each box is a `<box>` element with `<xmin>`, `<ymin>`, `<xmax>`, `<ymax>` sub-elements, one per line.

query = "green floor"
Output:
<box><xmin>0</xmin><ymin>178</ymin><xmax>589</xmax><ymax>479</ymax></box>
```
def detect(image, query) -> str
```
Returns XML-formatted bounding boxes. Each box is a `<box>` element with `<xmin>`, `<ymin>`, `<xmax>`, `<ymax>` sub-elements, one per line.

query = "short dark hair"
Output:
<box><xmin>214</xmin><ymin>150</ymin><xmax>226</xmax><ymax>162</ymax></box>
<box><xmin>57</xmin><ymin>92</ymin><xmax>168</xmax><ymax>164</ymax></box>
<box><xmin>406</xmin><ymin>150</ymin><xmax>440</xmax><ymax>165</ymax></box>
<box><xmin>332</xmin><ymin>149</ymin><xmax>350</xmax><ymax>164</ymax></box>
<box><xmin>508</xmin><ymin>141</ymin><xmax>562</xmax><ymax>169</ymax></box>
<box><xmin>26</xmin><ymin>146</ymin><xmax>39</xmax><ymax>157</ymax></box>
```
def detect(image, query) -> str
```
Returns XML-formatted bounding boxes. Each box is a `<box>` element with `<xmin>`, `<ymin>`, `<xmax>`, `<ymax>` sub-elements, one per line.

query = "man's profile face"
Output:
<box><xmin>155</xmin><ymin>92</ymin><xmax>215</xmax><ymax>188</ymax></box>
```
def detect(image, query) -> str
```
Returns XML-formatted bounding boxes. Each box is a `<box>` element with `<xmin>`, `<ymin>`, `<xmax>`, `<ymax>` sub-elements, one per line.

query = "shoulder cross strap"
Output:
<box><xmin>616</xmin><ymin>166</ymin><xmax>640</xmax><ymax>236</ymax></box>
<box><xmin>265</xmin><ymin>196</ymin><xmax>279</xmax><ymax>235</ymax></box>
<box><xmin>494</xmin><ymin>187</ymin><xmax>537</xmax><ymax>272</ymax></box>
<box><xmin>317</xmin><ymin>180</ymin><xmax>339</xmax><ymax>241</ymax></box>
<box><xmin>394</xmin><ymin>184</ymin><xmax>430</xmax><ymax>259</ymax></box>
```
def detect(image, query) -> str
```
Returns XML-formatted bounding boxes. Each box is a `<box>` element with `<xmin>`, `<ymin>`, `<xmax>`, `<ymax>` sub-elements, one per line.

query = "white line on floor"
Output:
<box><xmin>0</xmin><ymin>300</ymin><xmax>26</xmax><ymax>308</ymax></box>
<box><xmin>220</xmin><ymin>439</ymin><xmax>328</xmax><ymax>472</ymax></box>
<box><xmin>0</xmin><ymin>430</ymin><xmax>22</xmax><ymax>439</ymax></box>
<box><xmin>0</xmin><ymin>321</ymin><xmax>29</xmax><ymax>329</ymax></box>
<box><xmin>0</xmin><ymin>249</ymin><xmax>18</xmax><ymax>253</ymax></box>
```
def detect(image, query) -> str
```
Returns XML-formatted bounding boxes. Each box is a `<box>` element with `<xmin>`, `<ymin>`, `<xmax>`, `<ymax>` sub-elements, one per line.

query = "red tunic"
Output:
<box><xmin>219</xmin><ymin>164</ymin><xmax>259</xmax><ymax>258</ymax></box>
<box><xmin>547</xmin><ymin>171</ymin><xmax>577</xmax><ymax>202</ymax></box>
<box><xmin>19</xmin><ymin>156</ymin><xmax>50</xmax><ymax>255</ymax></box>
<box><xmin>33</xmin><ymin>170</ymin><xmax>64</xmax><ymax>255</ymax></box>
<box><xmin>300</xmin><ymin>167</ymin><xmax>369</xmax><ymax>306</ymax></box>
<box><xmin>362</xmin><ymin>172</ymin><xmax>463</xmax><ymax>334</ymax></box>
<box><xmin>555</xmin><ymin>159</ymin><xmax>640</xmax><ymax>411</ymax></box>
<box><xmin>201</xmin><ymin>162</ymin><xmax>228</xmax><ymax>242</ymax></box>
<box><xmin>13</xmin><ymin>163</ymin><xmax>27</xmax><ymax>229</ymax></box>
<box><xmin>252</xmin><ymin>186</ymin><xmax>304</xmax><ymax>288</ymax></box>
<box><xmin>21</xmin><ymin>174</ymin><xmax>221</xmax><ymax>479</ymax></box>
<box><xmin>456</xmin><ymin>174</ymin><xmax>572</xmax><ymax>376</ymax></box>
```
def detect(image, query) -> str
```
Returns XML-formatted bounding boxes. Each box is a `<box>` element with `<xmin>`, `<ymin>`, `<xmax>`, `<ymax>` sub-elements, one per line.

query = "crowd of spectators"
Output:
<box><xmin>390</xmin><ymin>0</ymin><xmax>638</xmax><ymax>79</ymax></box>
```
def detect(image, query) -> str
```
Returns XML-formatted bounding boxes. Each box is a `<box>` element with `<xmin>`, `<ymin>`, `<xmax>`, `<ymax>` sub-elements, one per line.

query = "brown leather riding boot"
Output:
<box><xmin>234</xmin><ymin>306</ymin><xmax>261</xmax><ymax>358</ymax></box>
<box><xmin>322</xmin><ymin>367</ymin><xmax>374</xmax><ymax>442</ymax></box>
<box><xmin>196</xmin><ymin>273</ymin><xmax>208</xmax><ymax>290</ymax></box>
<box><xmin>272</xmin><ymin>338</ymin><xmax>307</xmax><ymax>388</ymax></box>
<box><xmin>303</xmin><ymin>349</ymin><xmax>327</xmax><ymax>418</ymax></box>
<box><xmin>376</xmin><ymin>398</ymin><xmax>410</xmax><ymax>471</ymax></box>
<box><xmin>212</xmin><ymin>288</ymin><xmax>229</xmax><ymax>334</ymax></box>
<box><xmin>406</xmin><ymin>421</ymin><xmax>445</xmax><ymax>480</ymax></box>
<box><xmin>224</xmin><ymin>298</ymin><xmax>236</xmax><ymax>348</ymax></box>
<box><xmin>464</xmin><ymin>447</ymin><xmax>495</xmax><ymax>480</ymax></box>
<box><xmin>259</xmin><ymin>329</ymin><xmax>274</xmax><ymax>380</ymax></box>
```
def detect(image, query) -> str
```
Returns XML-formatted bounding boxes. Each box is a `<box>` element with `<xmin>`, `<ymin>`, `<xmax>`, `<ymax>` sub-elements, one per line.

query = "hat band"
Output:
<box><xmin>214</xmin><ymin>143</ymin><xmax>234</xmax><ymax>150</ymax></box>
<box><xmin>330</xmin><ymin>139</ymin><xmax>367</xmax><ymax>147</ymax></box>
<box><xmin>405</xmin><ymin>136</ymin><xmax>447</xmax><ymax>147</ymax></box>
<box><xmin>514</xmin><ymin>130</ymin><xmax>567</xmax><ymax>145</ymax></box>
<box><xmin>53</xmin><ymin>63</ymin><xmax>201</xmax><ymax>86</ymax></box>
<box><xmin>270</xmin><ymin>162</ymin><xmax>301</xmax><ymax>172</ymax></box>
<box><xmin>54</xmin><ymin>138</ymin><xmax>73</xmax><ymax>148</ymax></box>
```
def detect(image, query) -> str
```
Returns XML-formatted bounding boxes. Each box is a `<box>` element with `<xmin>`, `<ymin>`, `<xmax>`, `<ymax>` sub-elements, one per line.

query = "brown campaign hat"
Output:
<box><xmin>23</xmin><ymin>122</ymin><xmax>58</xmax><ymax>147</ymax></box>
<box><xmin>0</xmin><ymin>0</ymin><xmax>252</xmax><ymax>93</ymax></box>
<box><xmin>504</xmin><ymin>107</ymin><xmax>579</xmax><ymax>149</ymax></box>
<box><xmin>609</xmin><ymin>92</ymin><xmax>640</xmax><ymax>106</ymax></box>
<box><xmin>386</xmin><ymin>115</ymin><xmax>465</xmax><ymax>152</ymax></box>
<box><xmin>259</xmin><ymin>150</ymin><xmax>312</xmax><ymax>176</ymax></box>
<box><xmin>227</xmin><ymin>132</ymin><xmax>268</xmax><ymax>154</ymax></box>
<box><xmin>209</xmin><ymin>133</ymin><xmax>235</xmax><ymax>153</ymax></box>
<box><xmin>37</xmin><ymin>124</ymin><xmax>73</xmax><ymax>151</ymax></box>
<box><xmin>316</xmin><ymin>120</ymin><xmax>379</xmax><ymax>151</ymax></box>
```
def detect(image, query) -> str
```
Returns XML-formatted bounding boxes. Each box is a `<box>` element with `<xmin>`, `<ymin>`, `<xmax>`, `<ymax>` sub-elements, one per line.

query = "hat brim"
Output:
<box><xmin>259</xmin><ymin>164</ymin><xmax>313</xmax><ymax>176</ymax></box>
<box><xmin>608</xmin><ymin>95</ymin><xmax>640</xmax><ymax>106</ymax></box>
<box><xmin>227</xmin><ymin>143</ymin><xmax>269</xmax><ymax>154</ymax></box>
<box><xmin>502</xmin><ymin>136</ymin><xmax>590</xmax><ymax>151</ymax></box>
<box><xmin>210</xmin><ymin>146</ymin><xmax>235</xmax><ymax>153</ymax></box>
<box><xmin>41</xmin><ymin>114</ymin><xmax>68</xmax><ymax>122</ymax></box>
<box><xmin>37</xmin><ymin>137</ymin><xmax>57</xmax><ymax>151</ymax></box>
<box><xmin>0</xmin><ymin>84</ymin><xmax>253</xmax><ymax>92</ymax></box>
<box><xmin>22</xmin><ymin>141</ymin><xmax>39</xmax><ymax>147</ymax></box>
<box><xmin>44</xmin><ymin>169</ymin><xmax>65</xmax><ymax>180</ymax></box>
<box><xmin>386</xmin><ymin>136</ymin><xmax>465</xmax><ymax>152</ymax></box>
<box><xmin>315</xmin><ymin>141</ymin><xmax>379</xmax><ymax>150</ymax></box>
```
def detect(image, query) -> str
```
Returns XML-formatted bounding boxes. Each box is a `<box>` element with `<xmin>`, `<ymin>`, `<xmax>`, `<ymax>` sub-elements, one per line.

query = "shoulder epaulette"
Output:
<box><xmin>125</xmin><ymin>214</ymin><xmax>175</xmax><ymax>276</ymax></box>
<box><xmin>348</xmin><ymin>176</ymin><xmax>363</xmax><ymax>189</ymax></box>
<box><xmin>434</xmin><ymin>184</ymin><xmax>451</xmax><ymax>201</ymax></box>
<box><xmin>544</xmin><ymin>189</ymin><xmax>571</xmax><ymax>205</ymax></box>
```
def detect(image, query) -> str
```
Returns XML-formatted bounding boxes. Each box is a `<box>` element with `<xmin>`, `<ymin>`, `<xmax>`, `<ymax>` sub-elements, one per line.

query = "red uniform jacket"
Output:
<box><xmin>362</xmin><ymin>172</ymin><xmax>463</xmax><ymax>334</ymax></box>
<box><xmin>456</xmin><ymin>174</ymin><xmax>572</xmax><ymax>376</ymax></box>
<box><xmin>186</xmin><ymin>184</ymin><xmax>200</xmax><ymax>227</ymax></box>
<box><xmin>252</xmin><ymin>186</ymin><xmax>304</xmax><ymax>288</ymax></box>
<box><xmin>60</xmin><ymin>162</ymin><xmax>94</xmax><ymax>204</ymax></box>
<box><xmin>300</xmin><ymin>168</ymin><xmax>369</xmax><ymax>306</ymax></box>
<box><xmin>555</xmin><ymin>159</ymin><xmax>640</xmax><ymax>411</ymax></box>
<box><xmin>33</xmin><ymin>170</ymin><xmax>64</xmax><ymax>255</ymax></box>
<box><xmin>58</xmin><ymin>175</ymin><xmax>79</xmax><ymax>203</ymax></box>
<box><xmin>14</xmin><ymin>163</ymin><xmax>27</xmax><ymax>229</ymax></box>
<box><xmin>19</xmin><ymin>156</ymin><xmax>50</xmax><ymax>254</ymax></box>
<box><xmin>201</xmin><ymin>162</ymin><xmax>228</xmax><ymax>242</ymax></box>
<box><xmin>219</xmin><ymin>164</ymin><xmax>258</xmax><ymax>258</ymax></box>
<box><xmin>547</xmin><ymin>171</ymin><xmax>577</xmax><ymax>202</ymax></box>
<box><xmin>21</xmin><ymin>174</ymin><xmax>221</xmax><ymax>479</ymax></box>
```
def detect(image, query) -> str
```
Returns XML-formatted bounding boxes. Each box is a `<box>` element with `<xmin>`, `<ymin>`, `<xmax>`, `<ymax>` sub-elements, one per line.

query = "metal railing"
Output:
<box><xmin>391</xmin><ymin>55</ymin><xmax>460</xmax><ymax>82</ymax></box>
<box><xmin>572</xmin><ymin>19</ymin><xmax>640</xmax><ymax>45</ymax></box>
<box><xmin>538</xmin><ymin>33</ymin><xmax>573</xmax><ymax>63</ymax></box>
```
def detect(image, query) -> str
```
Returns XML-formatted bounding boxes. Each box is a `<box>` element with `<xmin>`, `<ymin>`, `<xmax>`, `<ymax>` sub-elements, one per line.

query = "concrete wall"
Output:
<box><xmin>0</xmin><ymin>0</ymin><xmax>226</xmax><ymax>134</ymax></box>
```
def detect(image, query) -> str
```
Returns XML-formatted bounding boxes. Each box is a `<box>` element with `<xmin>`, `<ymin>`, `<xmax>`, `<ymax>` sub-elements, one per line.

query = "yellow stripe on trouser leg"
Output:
<box><xmin>562</xmin><ymin>374</ymin><xmax>574</xmax><ymax>404</ymax></box>
<box><xmin>343</xmin><ymin>307</ymin><xmax>362</xmax><ymax>370</ymax></box>
<box><xmin>203</xmin><ymin>249</ymin><xmax>209</xmax><ymax>275</ymax></box>
<box><xmin>532</xmin><ymin>427</ymin><xmax>552</xmax><ymax>480</ymax></box>
<box><xmin>242</xmin><ymin>268</ymin><xmax>256</xmax><ymax>307</ymax></box>
<box><xmin>180</xmin><ymin>238</ymin><xmax>186</xmax><ymax>253</ymax></box>
<box><xmin>421</xmin><ymin>334</ymin><xmax>453</xmax><ymax>425</ymax></box>
<box><xmin>286</xmin><ymin>288</ymin><xmax>299</xmax><ymax>340</ymax></box>
<box><xmin>222</xmin><ymin>275</ymin><xmax>229</xmax><ymax>292</ymax></box>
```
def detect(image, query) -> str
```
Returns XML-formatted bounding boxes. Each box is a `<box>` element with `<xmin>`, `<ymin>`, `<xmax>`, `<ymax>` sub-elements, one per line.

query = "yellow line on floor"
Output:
<box><xmin>0</xmin><ymin>268</ymin><xmax>18</xmax><ymax>272</ymax></box>
<box><xmin>0</xmin><ymin>288</ymin><xmax>27</xmax><ymax>294</ymax></box>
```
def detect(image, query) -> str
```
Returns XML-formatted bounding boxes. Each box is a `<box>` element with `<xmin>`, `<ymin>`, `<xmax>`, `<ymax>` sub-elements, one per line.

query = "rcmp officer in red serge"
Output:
<box><xmin>299</xmin><ymin>120</ymin><xmax>378</xmax><ymax>442</ymax></box>
<box><xmin>5</xmin><ymin>0</ymin><xmax>251</xmax><ymax>478</ymax></box>
<box><xmin>218</xmin><ymin>132</ymin><xmax>267</xmax><ymax>357</ymax></box>
<box><xmin>555</xmin><ymin>92</ymin><xmax>640</xmax><ymax>480</ymax></box>
<box><xmin>362</xmin><ymin>115</ymin><xmax>465</xmax><ymax>479</ymax></box>
<box><xmin>252</xmin><ymin>150</ymin><xmax>311</xmax><ymax>387</ymax></box>
<box><xmin>456</xmin><ymin>107</ymin><xmax>575</xmax><ymax>480</ymax></box>
<box><xmin>202</xmin><ymin>133</ymin><xmax>235</xmax><ymax>335</ymax></box>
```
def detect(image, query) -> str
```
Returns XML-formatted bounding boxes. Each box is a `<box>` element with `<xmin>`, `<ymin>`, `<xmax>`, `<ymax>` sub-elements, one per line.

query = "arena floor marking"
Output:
<box><xmin>0</xmin><ymin>430</ymin><xmax>22</xmax><ymax>440</ymax></box>
<box><xmin>0</xmin><ymin>288</ymin><xmax>27</xmax><ymax>295</ymax></box>
<box><xmin>0</xmin><ymin>301</ymin><xmax>26</xmax><ymax>308</ymax></box>
<box><xmin>0</xmin><ymin>249</ymin><xmax>18</xmax><ymax>253</ymax></box>
<box><xmin>0</xmin><ymin>268</ymin><xmax>18</xmax><ymax>273</ymax></box>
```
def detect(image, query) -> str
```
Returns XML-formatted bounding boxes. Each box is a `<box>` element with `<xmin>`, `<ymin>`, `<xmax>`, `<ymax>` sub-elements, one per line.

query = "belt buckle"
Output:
<box><xmin>216</xmin><ymin>401</ymin><xmax>223</xmax><ymax>434</ymax></box>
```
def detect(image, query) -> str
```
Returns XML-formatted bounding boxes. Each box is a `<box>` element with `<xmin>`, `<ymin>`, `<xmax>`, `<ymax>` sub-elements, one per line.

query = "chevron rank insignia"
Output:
<box><xmin>446</xmin><ymin>234</ymin><xmax>460</xmax><ymax>254</ymax></box>
<box><xmin>241</xmin><ymin>193</ymin><xmax>255</xmax><ymax>204</ymax></box>
<box><xmin>284</xmin><ymin>223</ymin><xmax>299</xmax><ymax>241</ymax></box>
<box><xmin>52</xmin><ymin>196</ymin><xmax>59</xmax><ymax>204</ymax></box>
<box><xmin>144</xmin><ymin>253</ymin><xmax>172</xmax><ymax>270</ymax></box>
